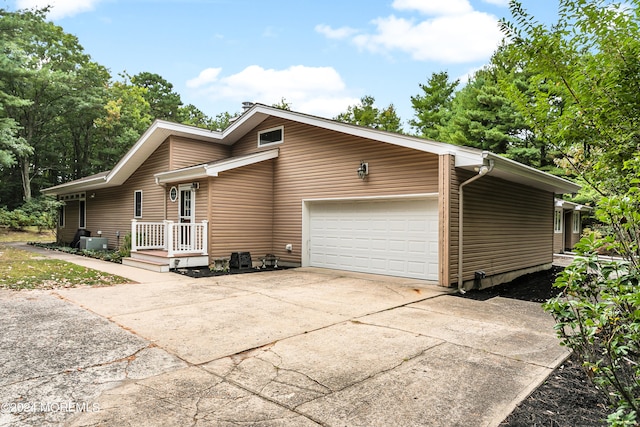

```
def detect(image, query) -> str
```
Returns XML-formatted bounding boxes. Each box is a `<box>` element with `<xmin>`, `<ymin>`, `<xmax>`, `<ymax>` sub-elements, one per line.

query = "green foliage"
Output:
<box><xmin>439</xmin><ymin>59</ymin><xmax>528</xmax><ymax>155</ymax></box>
<box><xmin>130</xmin><ymin>71</ymin><xmax>183</xmax><ymax>121</ymax></box>
<box><xmin>334</xmin><ymin>95</ymin><xmax>403</xmax><ymax>133</ymax></box>
<box><xmin>544</xmin><ymin>186</ymin><xmax>640</xmax><ymax>425</ymax></box>
<box><xmin>0</xmin><ymin>197</ymin><xmax>63</xmax><ymax>231</ymax></box>
<box><xmin>409</xmin><ymin>71</ymin><xmax>459</xmax><ymax>140</ymax></box>
<box><xmin>119</xmin><ymin>232</ymin><xmax>131</xmax><ymax>258</ymax></box>
<box><xmin>272</xmin><ymin>97</ymin><xmax>292</xmax><ymax>110</ymax></box>
<box><xmin>500</xmin><ymin>0</ymin><xmax>640</xmax><ymax>194</ymax></box>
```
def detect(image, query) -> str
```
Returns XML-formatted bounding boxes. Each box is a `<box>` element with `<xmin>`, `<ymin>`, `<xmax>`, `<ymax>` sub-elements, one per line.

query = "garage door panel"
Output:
<box><xmin>309</xmin><ymin>199</ymin><xmax>438</xmax><ymax>280</ymax></box>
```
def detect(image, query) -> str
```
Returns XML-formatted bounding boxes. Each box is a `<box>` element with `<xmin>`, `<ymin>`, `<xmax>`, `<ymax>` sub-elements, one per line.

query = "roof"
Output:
<box><xmin>42</xmin><ymin>103</ymin><xmax>581</xmax><ymax>196</ymax></box>
<box><xmin>555</xmin><ymin>199</ymin><xmax>593</xmax><ymax>212</ymax></box>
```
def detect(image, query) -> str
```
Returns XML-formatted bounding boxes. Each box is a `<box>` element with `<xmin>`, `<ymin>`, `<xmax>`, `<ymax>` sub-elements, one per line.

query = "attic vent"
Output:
<box><xmin>258</xmin><ymin>126</ymin><xmax>283</xmax><ymax>147</ymax></box>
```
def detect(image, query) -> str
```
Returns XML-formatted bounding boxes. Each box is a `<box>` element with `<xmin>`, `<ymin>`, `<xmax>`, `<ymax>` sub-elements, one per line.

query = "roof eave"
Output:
<box><xmin>483</xmin><ymin>152</ymin><xmax>581</xmax><ymax>195</ymax></box>
<box><xmin>40</xmin><ymin>176</ymin><xmax>109</xmax><ymax>196</ymax></box>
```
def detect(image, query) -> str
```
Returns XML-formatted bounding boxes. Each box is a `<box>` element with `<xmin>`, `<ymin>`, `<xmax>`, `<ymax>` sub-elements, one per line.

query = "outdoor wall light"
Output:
<box><xmin>357</xmin><ymin>162</ymin><xmax>369</xmax><ymax>180</ymax></box>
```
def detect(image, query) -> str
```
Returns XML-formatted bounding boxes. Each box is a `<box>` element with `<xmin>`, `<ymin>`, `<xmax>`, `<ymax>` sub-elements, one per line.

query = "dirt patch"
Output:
<box><xmin>458</xmin><ymin>266</ymin><xmax>611</xmax><ymax>426</ymax></box>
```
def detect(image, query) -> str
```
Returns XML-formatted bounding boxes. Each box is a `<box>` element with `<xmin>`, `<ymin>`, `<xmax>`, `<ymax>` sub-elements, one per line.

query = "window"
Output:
<box><xmin>134</xmin><ymin>190</ymin><xmax>143</xmax><ymax>218</ymax></box>
<box><xmin>554</xmin><ymin>209</ymin><xmax>563</xmax><ymax>233</ymax></box>
<box><xmin>258</xmin><ymin>126</ymin><xmax>283</xmax><ymax>146</ymax></box>
<box><xmin>572</xmin><ymin>211</ymin><xmax>581</xmax><ymax>234</ymax></box>
<box><xmin>58</xmin><ymin>205</ymin><xmax>65</xmax><ymax>228</ymax></box>
<box><xmin>79</xmin><ymin>200</ymin><xmax>86</xmax><ymax>229</ymax></box>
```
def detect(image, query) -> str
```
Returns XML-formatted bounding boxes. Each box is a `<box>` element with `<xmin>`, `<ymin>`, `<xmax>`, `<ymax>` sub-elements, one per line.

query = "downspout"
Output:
<box><xmin>458</xmin><ymin>159</ymin><xmax>494</xmax><ymax>293</ymax></box>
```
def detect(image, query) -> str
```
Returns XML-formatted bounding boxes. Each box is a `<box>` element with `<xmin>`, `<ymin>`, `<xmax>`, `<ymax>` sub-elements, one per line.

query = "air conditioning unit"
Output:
<box><xmin>79</xmin><ymin>236</ymin><xmax>108</xmax><ymax>251</ymax></box>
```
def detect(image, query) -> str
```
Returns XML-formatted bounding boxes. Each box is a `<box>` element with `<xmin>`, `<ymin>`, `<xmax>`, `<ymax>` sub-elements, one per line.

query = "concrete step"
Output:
<box><xmin>122</xmin><ymin>257</ymin><xmax>170</xmax><ymax>273</ymax></box>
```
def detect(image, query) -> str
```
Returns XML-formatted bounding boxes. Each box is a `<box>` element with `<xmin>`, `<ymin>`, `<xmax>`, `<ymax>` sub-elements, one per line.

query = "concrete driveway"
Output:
<box><xmin>0</xmin><ymin>258</ymin><xmax>568</xmax><ymax>426</ymax></box>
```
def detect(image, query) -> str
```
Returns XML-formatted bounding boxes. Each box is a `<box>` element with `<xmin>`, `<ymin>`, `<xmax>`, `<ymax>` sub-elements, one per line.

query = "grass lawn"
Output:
<box><xmin>0</xmin><ymin>228</ymin><xmax>130</xmax><ymax>290</ymax></box>
<box><xmin>0</xmin><ymin>226</ymin><xmax>55</xmax><ymax>243</ymax></box>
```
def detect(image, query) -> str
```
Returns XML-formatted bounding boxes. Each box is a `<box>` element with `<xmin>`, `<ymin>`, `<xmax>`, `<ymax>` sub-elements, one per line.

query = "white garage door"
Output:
<box><xmin>309</xmin><ymin>198</ymin><xmax>439</xmax><ymax>280</ymax></box>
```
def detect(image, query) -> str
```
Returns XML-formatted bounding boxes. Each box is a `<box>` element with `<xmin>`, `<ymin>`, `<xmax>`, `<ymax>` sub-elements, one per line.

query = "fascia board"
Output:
<box><xmin>484</xmin><ymin>152</ymin><xmax>581</xmax><ymax>194</ymax></box>
<box><xmin>107</xmin><ymin>120</ymin><xmax>224</xmax><ymax>186</ymax></box>
<box><xmin>154</xmin><ymin>165</ymin><xmax>208</xmax><ymax>185</ymax></box>
<box><xmin>226</xmin><ymin>104</ymin><xmax>460</xmax><ymax>156</ymax></box>
<box><xmin>40</xmin><ymin>176</ymin><xmax>108</xmax><ymax>196</ymax></box>
<box><xmin>205</xmin><ymin>148</ymin><xmax>279</xmax><ymax>177</ymax></box>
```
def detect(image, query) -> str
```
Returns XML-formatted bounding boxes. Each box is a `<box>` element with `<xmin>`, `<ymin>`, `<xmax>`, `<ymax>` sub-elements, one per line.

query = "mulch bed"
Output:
<box><xmin>173</xmin><ymin>266</ymin><xmax>289</xmax><ymax>278</ymax></box>
<box><xmin>458</xmin><ymin>266</ymin><xmax>611</xmax><ymax>426</ymax></box>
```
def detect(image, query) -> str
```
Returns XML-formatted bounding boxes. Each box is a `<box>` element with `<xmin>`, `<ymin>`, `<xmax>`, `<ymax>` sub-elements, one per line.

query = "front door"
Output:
<box><xmin>179</xmin><ymin>185</ymin><xmax>195</xmax><ymax>250</ymax></box>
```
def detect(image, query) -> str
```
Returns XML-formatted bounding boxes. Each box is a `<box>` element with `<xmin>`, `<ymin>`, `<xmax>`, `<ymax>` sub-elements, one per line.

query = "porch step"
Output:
<box><xmin>122</xmin><ymin>257</ymin><xmax>170</xmax><ymax>273</ymax></box>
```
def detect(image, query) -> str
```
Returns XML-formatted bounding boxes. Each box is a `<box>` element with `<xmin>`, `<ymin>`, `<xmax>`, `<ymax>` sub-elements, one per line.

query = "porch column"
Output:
<box><xmin>165</xmin><ymin>220</ymin><xmax>175</xmax><ymax>257</ymax></box>
<box><xmin>201</xmin><ymin>220</ymin><xmax>208</xmax><ymax>255</ymax></box>
<box><xmin>130</xmin><ymin>219</ymin><xmax>138</xmax><ymax>253</ymax></box>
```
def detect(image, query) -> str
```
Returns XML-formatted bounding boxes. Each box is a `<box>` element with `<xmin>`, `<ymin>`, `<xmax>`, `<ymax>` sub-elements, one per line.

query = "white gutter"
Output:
<box><xmin>458</xmin><ymin>160</ymin><xmax>494</xmax><ymax>293</ymax></box>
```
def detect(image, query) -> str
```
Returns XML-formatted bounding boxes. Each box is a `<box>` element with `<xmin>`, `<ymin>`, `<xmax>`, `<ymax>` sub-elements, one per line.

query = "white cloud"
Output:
<box><xmin>392</xmin><ymin>0</ymin><xmax>473</xmax><ymax>16</ymax></box>
<box><xmin>481</xmin><ymin>0</ymin><xmax>510</xmax><ymax>6</ymax></box>
<box><xmin>315</xmin><ymin>24</ymin><xmax>359</xmax><ymax>40</ymax></box>
<box><xmin>186</xmin><ymin>65</ymin><xmax>359</xmax><ymax>118</ymax></box>
<box><xmin>16</xmin><ymin>0</ymin><xmax>101</xmax><ymax>19</ymax></box>
<box><xmin>353</xmin><ymin>12</ymin><xmax>502</xmax><ymax>63</ymax></box>
<box><xmin>186</xmin><ymin>67</ymin><xmax>222</xmax><ymax>88</ymax></box>
<box><xmin>318</xmin><ymin>0</ymin><xmax>504</xmax><ymax>64</ymax></box>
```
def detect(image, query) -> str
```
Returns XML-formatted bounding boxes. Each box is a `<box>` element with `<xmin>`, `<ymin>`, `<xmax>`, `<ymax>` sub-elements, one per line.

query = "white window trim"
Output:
<box><xmin>134</xmin><ymin>190</ymin><xmax>143</xmax><ymax>219</ymax></box>
<box><xmin>554</xmin><ymin>209</ymin><xmax>563</xmax><ymax>233</ymax></box>
<box><xmin>59</xmin><ymin>205</ymin><xmax>65</xmax><ymax>228</ymax></box>
<box><xmin>257</xmin><ymin>125</ymin><xmax>284</xmax><ymax>147</ymax></box>
<box><xmin>79</xmin><ymin>200</ymin><xmax>86</xmax><ymax>229</ymax></box>
<box><xmin>572</xmin><ymin>211</ymin><xmax>580</xmax><ymax>234</ymax></box>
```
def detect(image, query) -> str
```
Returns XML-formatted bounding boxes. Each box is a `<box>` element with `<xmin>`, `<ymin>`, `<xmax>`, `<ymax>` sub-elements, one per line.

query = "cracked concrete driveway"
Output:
<box><xmin>0</xmin><ymin>266</ymin><xmax>568</xmax><ymax>427</ymax></box>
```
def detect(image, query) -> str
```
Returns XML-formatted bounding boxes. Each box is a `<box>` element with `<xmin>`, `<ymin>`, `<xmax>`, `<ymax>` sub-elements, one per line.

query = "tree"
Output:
<box><xmin>500</xmin><ymin>0</ymin><xmax>640</xmax><ymax>193</ymax></box>
<box><xmin>0</xmin><ymin>8</ymin><xmax>101</xmax><ymax>201</ymax></box>
<box><xmin>272</xmin><ymin>97</ymin><xmax>292</xmax><ymax>110</ymax></box>
<box><xmin>130</xmin><ymin>71</ymin><xmax>183</xmax><ymax>121</ymax></box>
<box><xmin>438</xmin><ymin>66</ymin><xmax>524</xmax><ymax>154</ymax></box>
<box><xmin>92</xmin><ymin>78</ymin><xmax>152</xmax><ymax>171</ymax></box>
<box><xmin>409</xmin><ymin>71</ymin><xmax>459</xmax><ymax>140</ymax></box>
<box><xmin>334</xmin><ymin>95</ymin><xmax>403</xmax><ymax>133</ymax></box>
<box><xmin>501</xmin><ymin>1</ymin><xmax>640</xmax><ymax>424</ymax></box>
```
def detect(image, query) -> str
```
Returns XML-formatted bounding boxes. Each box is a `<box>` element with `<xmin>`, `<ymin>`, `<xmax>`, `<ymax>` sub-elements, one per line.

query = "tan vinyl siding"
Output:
<box><xmin>231</xmin><ymin>117</ymin><xmax>439</xmax><ymax>265</ymax></box>
<box><xmin>554</xmin><ymin>217</ymin><xmax>564</xmax><ymax>253</ymax></box>
<box><xmin>448</xmin><ymin>159</ymin><xmax>461</xmax><ymax>285</ymax></box>
<box><xmin>459</xmin><ymin>175</ymin><xmax>554</xmax><ymax>283</ymax></box>
<box><xmin>58</xmin><ymin>200</ymin><xmax>80</xmax><ymax>244</ymax></box>
<box><xmin>209</xmin><ymin>160</ymin><xmax>273</xmax><ymax>260</ymax></box>
<box><xmin>169</xmin><ymin>136</ymin><xmax>230</xmax><ymax>170</ymax></box>
<box><xmin>60</xmin><ymin>139</ymin><xmax>171</xmax><ymax>249</ymax></box>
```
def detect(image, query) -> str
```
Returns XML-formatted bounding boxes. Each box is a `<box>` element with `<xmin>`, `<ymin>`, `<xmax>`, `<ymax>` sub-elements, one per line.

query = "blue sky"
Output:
<box><xmin>10</xmin><ymin>0</ymin><xmax>558</xmax><ymax>127</ymax></box>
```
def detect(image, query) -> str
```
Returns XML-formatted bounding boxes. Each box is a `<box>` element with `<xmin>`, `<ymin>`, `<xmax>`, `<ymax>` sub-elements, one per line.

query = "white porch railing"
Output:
<box><xmin>131</xmin><ymin>219</ymin><xmax>208</xmax><ymax>257</ymax></box>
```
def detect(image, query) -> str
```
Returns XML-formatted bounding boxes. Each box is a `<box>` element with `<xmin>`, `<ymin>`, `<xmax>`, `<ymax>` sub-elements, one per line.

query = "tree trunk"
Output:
<box><xmin>20</xmin><ymin>157</ymin><xmax>32</xmax><ymax>201</ymax></box>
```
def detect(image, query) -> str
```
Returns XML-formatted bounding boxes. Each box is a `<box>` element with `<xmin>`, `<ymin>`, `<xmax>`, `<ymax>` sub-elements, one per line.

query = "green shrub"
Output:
<box><xmin>0</xmin><ymin>197</ymin><xmax>63</xmax><ymax>231</ymax></box>
<box><xmin>544</xmin><ymin>193</ymin><xmax>640</xmax><ymax>426</ymax></box>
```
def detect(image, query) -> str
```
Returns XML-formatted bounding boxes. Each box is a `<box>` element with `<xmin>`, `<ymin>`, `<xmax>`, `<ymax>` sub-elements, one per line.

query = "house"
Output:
<box><xmin>42</xmin><ymin>103</ymin><xmax>581</xmax><ymax>290</ymax></box>
<box><xmin>554</xmin><ymin>199</ymin><xmax>591</xmax><ymax>253</ymax></box>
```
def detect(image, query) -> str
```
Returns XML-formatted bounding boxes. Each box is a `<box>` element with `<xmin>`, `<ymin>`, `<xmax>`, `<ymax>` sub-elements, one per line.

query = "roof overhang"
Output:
<box><xmin>41</xmin><ymin>172</ymin><xmax>109</xmax><ymax>196</ymax></box>
<box><xmin>454</xmin><ymin>151</ymin><xmax>581</xmax><ymax>195</ymax></box>
<box><xmin>41</xmin><ymin>103</ymin><xmax>581</xmax><ymax>197</ymax></box>
<box><xmin>154</xmin><ymin>148</ymin><xmax>279</xmax><ymax>185</ymax></box>
<box><xmin>555</xmin><ymin>199</ymin><xmax>593</xmax><ymax>211</ymax></box>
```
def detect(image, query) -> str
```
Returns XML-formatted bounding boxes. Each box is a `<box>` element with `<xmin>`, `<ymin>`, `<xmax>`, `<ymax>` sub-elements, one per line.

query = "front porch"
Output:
<box><xmin>122</xmin><ymin>219</ymin><xmax>209</xmax><ymax>272</ymax></box>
